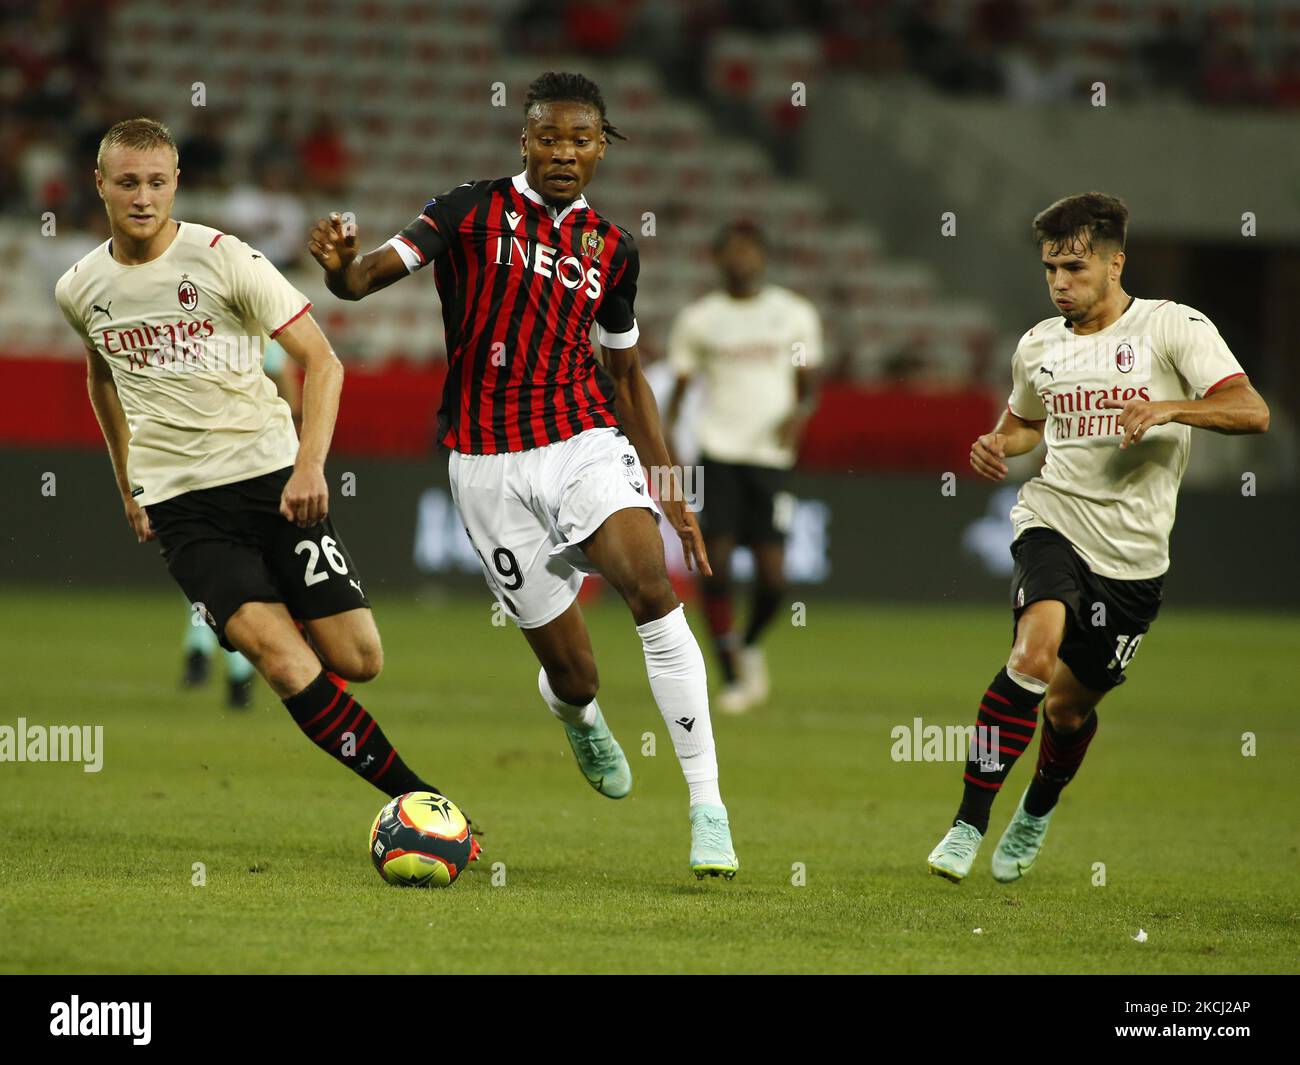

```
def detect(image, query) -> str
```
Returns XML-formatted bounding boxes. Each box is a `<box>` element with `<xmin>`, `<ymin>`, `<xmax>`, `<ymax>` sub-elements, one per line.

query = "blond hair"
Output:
<box><xmin>97</xmin><ymin>117</ymin><xmax>178</xmax><ymax>173</ymax></box>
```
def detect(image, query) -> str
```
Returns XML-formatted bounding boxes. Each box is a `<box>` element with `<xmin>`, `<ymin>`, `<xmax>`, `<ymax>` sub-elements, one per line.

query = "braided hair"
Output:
<box><xmin>523</xmin><ymin>71</ymin><xmax>626</xmax><ymax>142</ymax></box>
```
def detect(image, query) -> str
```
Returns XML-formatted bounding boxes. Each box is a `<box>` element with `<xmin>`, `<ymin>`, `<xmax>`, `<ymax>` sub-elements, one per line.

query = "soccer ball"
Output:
<box><xmin>369</xmin><ymin>791</ymin><xmax>475</xmax><ymax>887</ymax></box>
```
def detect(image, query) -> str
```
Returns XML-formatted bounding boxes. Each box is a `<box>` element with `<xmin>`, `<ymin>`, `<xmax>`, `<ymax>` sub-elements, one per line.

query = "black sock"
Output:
<box><xmin>1024</xmin><ymin>710</ymin><xmax>1098</xmax><ymax>817</ymax></box>
<box><xmin>700</xmin><ymin>583</ymin><xmax>739</xmax><ymax>684</ymax></box>
<box><xmin>954</xmin><ymin>667</ymin><xmax>1043</xmax><ymax>834</ymax></box>
<box><xmin>742</xmin><ymin>584</ymin><xmax>783</xmax><ymax>646</ymax></box>
<box><xmin>282</xmin><ymin>671</ymin><xmax>438</xmax><ymax>798</ymax></box>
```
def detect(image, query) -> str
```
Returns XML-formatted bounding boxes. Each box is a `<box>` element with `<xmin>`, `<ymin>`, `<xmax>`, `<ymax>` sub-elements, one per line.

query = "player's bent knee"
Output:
<box><xmin>1006</xmin><ymin>645</ymin><xmax>1057</xmax><ymax>686</ymax></box>
<box><xmin>625</xmin><ymin>575</ymin><xmax>678</xmax><ymax>625</ymax></box>
<box><xmin>238</xmin><ymin>637</ymin><xmax>319</xmax><ymax>697</ymax></box>
<box><xmin>329</xmin><ymin>641</ymin><xmax>384</xmax><ymax>683</ymax></box>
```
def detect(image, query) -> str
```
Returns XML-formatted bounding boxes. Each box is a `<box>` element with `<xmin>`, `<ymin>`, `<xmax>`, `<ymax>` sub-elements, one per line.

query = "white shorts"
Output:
<box><xmin>448</xmin><ymin>427</ymin><xmax>661</xmax><ymax>629</ymax></box>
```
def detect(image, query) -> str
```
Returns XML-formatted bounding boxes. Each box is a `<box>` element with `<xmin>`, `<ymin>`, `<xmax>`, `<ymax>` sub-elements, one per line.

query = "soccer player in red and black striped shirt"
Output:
<box><xmin>309</xmin><ymin>72</ymin><xmax>737</xmax><ymax>879</ymax></box>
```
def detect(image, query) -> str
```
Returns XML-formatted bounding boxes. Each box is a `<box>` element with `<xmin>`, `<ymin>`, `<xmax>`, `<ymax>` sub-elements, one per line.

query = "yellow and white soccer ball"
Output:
<box><xmin>368</xmin><ymin>791</ymin><xmax>476</xmax><ymax>888</ymax></box>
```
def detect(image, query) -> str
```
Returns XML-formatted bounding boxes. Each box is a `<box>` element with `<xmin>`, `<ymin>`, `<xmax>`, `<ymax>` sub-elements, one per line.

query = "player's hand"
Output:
<box><xmin>308</xmin><ymin>212</ymin><xmax>358</xmax><ymax>275</ymax></box>
<box><xmin>1098</xmin><ymin>397</ymin><xmax>1177</xmax><ymax>449</ymax></box>
<box><xmin>970</xmin><ymin>432</ymin><xmax>1009</xmax><ymax>481</ymax></box>
<box><xmin>280</xmin><ymin>464</ymin><xmax>329</xmax><ymax>527</ymax></box>
<box><xmin>661</xmin><ymin>496</ymin><xmax>711</xmax><ymax>576</ymax></box>
<box><xmin>124</xmin><ymin>497</ymin><xmax>155</xmax><ymax>543</ymax></box>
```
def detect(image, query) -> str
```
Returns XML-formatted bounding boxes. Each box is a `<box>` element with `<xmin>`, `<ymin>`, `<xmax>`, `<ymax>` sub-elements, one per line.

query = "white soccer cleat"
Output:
<box><xmin>716</xmin><ymin>682</ymin><xmax>755</xmax><ymax>715</ymax></box>
<box><xmin>738</xmin><ymin>645</ymin><xmax>770</xmax><ymax>704</ymax></box>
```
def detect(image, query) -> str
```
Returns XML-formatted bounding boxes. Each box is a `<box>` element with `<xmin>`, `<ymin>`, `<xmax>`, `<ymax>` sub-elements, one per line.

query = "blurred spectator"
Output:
<box><xmin>564</xmin><ymin>0</ymin><xmax>633</xmax><ymax>55</ymax></box>
<box><xmin>4</xmin><ymin>1</ymin><xmax>100</xmax><ymax>121</ymax></box>
<box><xmin>1139</xmin><ymin>6</ymin><xmax>1203</xmax><ymax>99</ymax></box>
<box><xmin>222</xmin><ymin>161</ymin><xmax>308</xmax><ymax>269</ymax></box>
<box><xmin>1272</xmin><ymin>47</ymin><xmax>1300</xmax><ymax>109</ymax></box>
<box><xmin>1001</xmin><ymin>38</ymin><xmax>1074</xmax><ymax>104</ymax></box>
<box><xmin>1201</xmin><ymin>40</ymin><xmax>1265</xmax><ymax>107</ymax></box>
<box><xmin>299</xmin><ymin>114</ymin><xmax>351</xmax><ymax>197</ymax></box>
<box><xmin>178</xmin><ymin>110</ymin><xmax>230</xmax><ymax>189</ymax></box>
<box><xmin>0</xmin><ymin>119</ymin><xmax>28</xmax><ymax>217</ymax></box>
<box><xmin>251</xmin><ymin>109</ymin><xmax>299</xmax><ymax>180</ymax></box>
<box><xmin>28</xmin><ymin>199</ymin><xmax>108</xmax><ymax>291</ymax></box>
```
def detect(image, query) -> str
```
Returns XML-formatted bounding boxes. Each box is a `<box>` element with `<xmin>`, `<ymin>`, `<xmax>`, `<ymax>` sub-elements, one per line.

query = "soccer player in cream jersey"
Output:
<box><xmin>927</xmin><ymin>192</ymin><xmax>1269</xmax><ymax>883</ymax></box>
<box><xmin>55</xmin><ymin>119</ymin><xmax>473</xmax><ymax>840</ymax></box>
<box><xmin>665</xmin><ymin>221</ymin><xmax>822</xmax><ymax>713</ymax></box>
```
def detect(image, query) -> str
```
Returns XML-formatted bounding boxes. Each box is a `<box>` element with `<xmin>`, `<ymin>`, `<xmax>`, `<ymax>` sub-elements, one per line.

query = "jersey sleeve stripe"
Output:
<box><xmin>595</xmin><ymin>321</ymin><xmax>639</xmax><ymax>349</ymax></box>
<box><xmin>269</xmin><ymin>302</ymin><xmax>312</xmax><ymax>338</ymax></box>
<box><xmin>1204</xmin><ymin>371</ymin><xmax>1246</xmax><ymax>396</ymax></box>
<box><xmin>209</xmin><ymin>232</ymin><xmax>225</xmax><ymax>247</ymax></box>
<box><xmin>386</xmin><ymin>236</ymin><xmax>422</xmax><ymax>274</ymax></box>
<box><xmin>1007</xmin><ymin>402</ymin><xmax>1046</xmax><ymax>423</ymax></box>
<box><xmin>395</xmin><ymin>234</ymin><xmax>425</xmax><ymax>262</ymax></box>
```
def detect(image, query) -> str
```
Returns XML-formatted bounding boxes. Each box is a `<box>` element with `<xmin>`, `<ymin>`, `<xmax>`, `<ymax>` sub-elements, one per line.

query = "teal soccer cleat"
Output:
<box><xmin>564</xmin><ymin>707</ymin><xmax>632</xmax><ymax>799</ymax></box>
<box><xmin>991</xmin><ymin>790</ymin><xmax>1053</xmax><ymax>883</ymax></box>
<box><xmin>927</xmin><ymin>820</ymin><xmax>984</xmax><ymax>882</ymax></box>
<box><xmin>689</xmin><ymin>803</ymin><xmax>739</xmax><ymax>879</ymax></box>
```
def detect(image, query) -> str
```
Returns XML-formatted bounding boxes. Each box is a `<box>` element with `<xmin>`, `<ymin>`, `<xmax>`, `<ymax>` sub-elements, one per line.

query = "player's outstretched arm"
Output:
<box><xmin>83</xmin><ymin>345</ymin><xmax>154</xmax><ymax>542</ymax></box>
<box><xmin>604</xmin><ymin>343</ymin><xmax>711</xmax><ymax>576</ymax></box>
<box><xmin>1098</xmin><ymin>376</ymin><xmax>1270</xmax><ymax>449</ymax></box>
<box><xmin>308</xmin><ymin>212</ymin><xmax>407</xmax><ymax>301</ymax></box>
<box><xmin>970</xmin><ymin>408</ymin><xmax>1045</xmax><ymax>482</ymax></box>
<box><xmin>662</xmin><ymin>372</ymin><xmax>692</xmax><ymax>466</ymax></box>
<box><xmin>276</xmin><ymin>313</ymin><xmax>345</xmax><ymax>527</ymax></box>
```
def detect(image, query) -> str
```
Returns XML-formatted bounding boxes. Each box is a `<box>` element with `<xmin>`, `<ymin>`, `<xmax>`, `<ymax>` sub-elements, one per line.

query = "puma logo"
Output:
<box><xmin>349</xmin><ymin>578</ymin><xmax>363</xmax><ymax>596</ymax></box>
<box><xmin>92</xmin><ymin>301</ymin><xmax>112</xmax><ymax>318</ymax></box>
<box><xmin>1037</xmin><ymin>366</ymin><xmax>1055</xmax><ymax>379</ymax></box>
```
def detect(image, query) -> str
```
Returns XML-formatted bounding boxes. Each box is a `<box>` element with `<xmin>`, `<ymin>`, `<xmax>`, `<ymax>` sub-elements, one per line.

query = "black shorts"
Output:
<box><xmin>1009</xmin><ymin>527</ymin><xmax>1163</xmax><ymax>693</ymax></box>
<box><xmin>147</xmin><ymin>467</ymin><xmax>370</xmax><ymax>651</ymax></box>
<box><xmin>698</xmin><ymin>453</ymin><xmax>793</xmax><ymax>545</ymax></box>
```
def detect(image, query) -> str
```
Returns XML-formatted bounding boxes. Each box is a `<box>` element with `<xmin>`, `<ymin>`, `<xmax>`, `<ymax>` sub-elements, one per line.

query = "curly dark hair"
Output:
<box><xmin>1032</xmin><ymin>192</ymin><xmax>1129</xmax><ymax>256</ymax></box>
<box><xmin>523</xmin><ymin>71</ymin><xmax>626</xmax><ymax>142</ymax></box>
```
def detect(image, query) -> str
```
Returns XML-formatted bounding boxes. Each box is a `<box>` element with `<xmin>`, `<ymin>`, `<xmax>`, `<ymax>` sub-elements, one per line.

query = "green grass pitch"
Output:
<box><xmin>1</xmin><ymin>588</ymin><xmax>1297</xmax><ymax>974</ymax></box>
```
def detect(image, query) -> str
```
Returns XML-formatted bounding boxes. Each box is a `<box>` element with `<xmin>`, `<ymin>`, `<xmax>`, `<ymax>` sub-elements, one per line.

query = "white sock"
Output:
<box><xmin>538</xmin><ymin>667</ymin><xmax>597</xmax><ymax>729</ymax></box>
<box><xmin>635</xmin><ymin>604</ymin><xmax>721</xmax><ymax>803</ymax></box>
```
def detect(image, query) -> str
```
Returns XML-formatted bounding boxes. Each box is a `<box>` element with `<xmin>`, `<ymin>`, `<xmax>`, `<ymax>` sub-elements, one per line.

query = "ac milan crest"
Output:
<box><xmin>1115</xmin><ymin>342</ymin><xmax>1135</xmax><ymax>374</ymax></box>
<box><xmin>178</xmin><ymin>277</ymin><xmax>199</xmax><ymax>311</ymax></box>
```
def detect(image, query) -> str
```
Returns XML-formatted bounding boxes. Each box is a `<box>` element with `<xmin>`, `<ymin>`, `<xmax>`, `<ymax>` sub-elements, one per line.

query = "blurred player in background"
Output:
<box><xmin>665</xmin><ymin>221</ymin><xmax>822</xmax><ymax>713</ymax></box>
<box><xmin>180</xmin><ymin>337</ymin><xmax>301</xmax><ymax>708</ymax></box>
<box><xmin>55</xmin><ymin>119</ymin><xmax>472</xmax><ymax>832</ymax></box>
<box><xmin>927</xmin><ymin>192</ymin><xmax>1269</xmax><ymax>884</ymax></box>
<box><xmin>310</xmin><ymin>72</ymin><xmax>737</xmax><ymax>879</ymax></box>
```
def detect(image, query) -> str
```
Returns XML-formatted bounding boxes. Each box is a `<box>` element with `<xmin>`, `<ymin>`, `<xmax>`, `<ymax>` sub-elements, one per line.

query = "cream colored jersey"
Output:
<box><xmin>1007</xmin><ymin>296</ymin><xmax>1246</xmax><ymax>579</ymax></box>
<box><xmin>667</xmin><ymin>284</ymin><xmax>822</xmax><ymax>469</ymax></box>
<box><xmin>55</xmin><ymin>221</ymin><xmax>310</xmax><ymax>505</ymax></box>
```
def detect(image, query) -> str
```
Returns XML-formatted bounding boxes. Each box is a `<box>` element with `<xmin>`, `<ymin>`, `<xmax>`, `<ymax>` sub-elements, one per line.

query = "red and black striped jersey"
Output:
<box><xmin>386</xmin><ymin>172</ymin><xmax>639</xmax><ymax>454</ymax></box>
